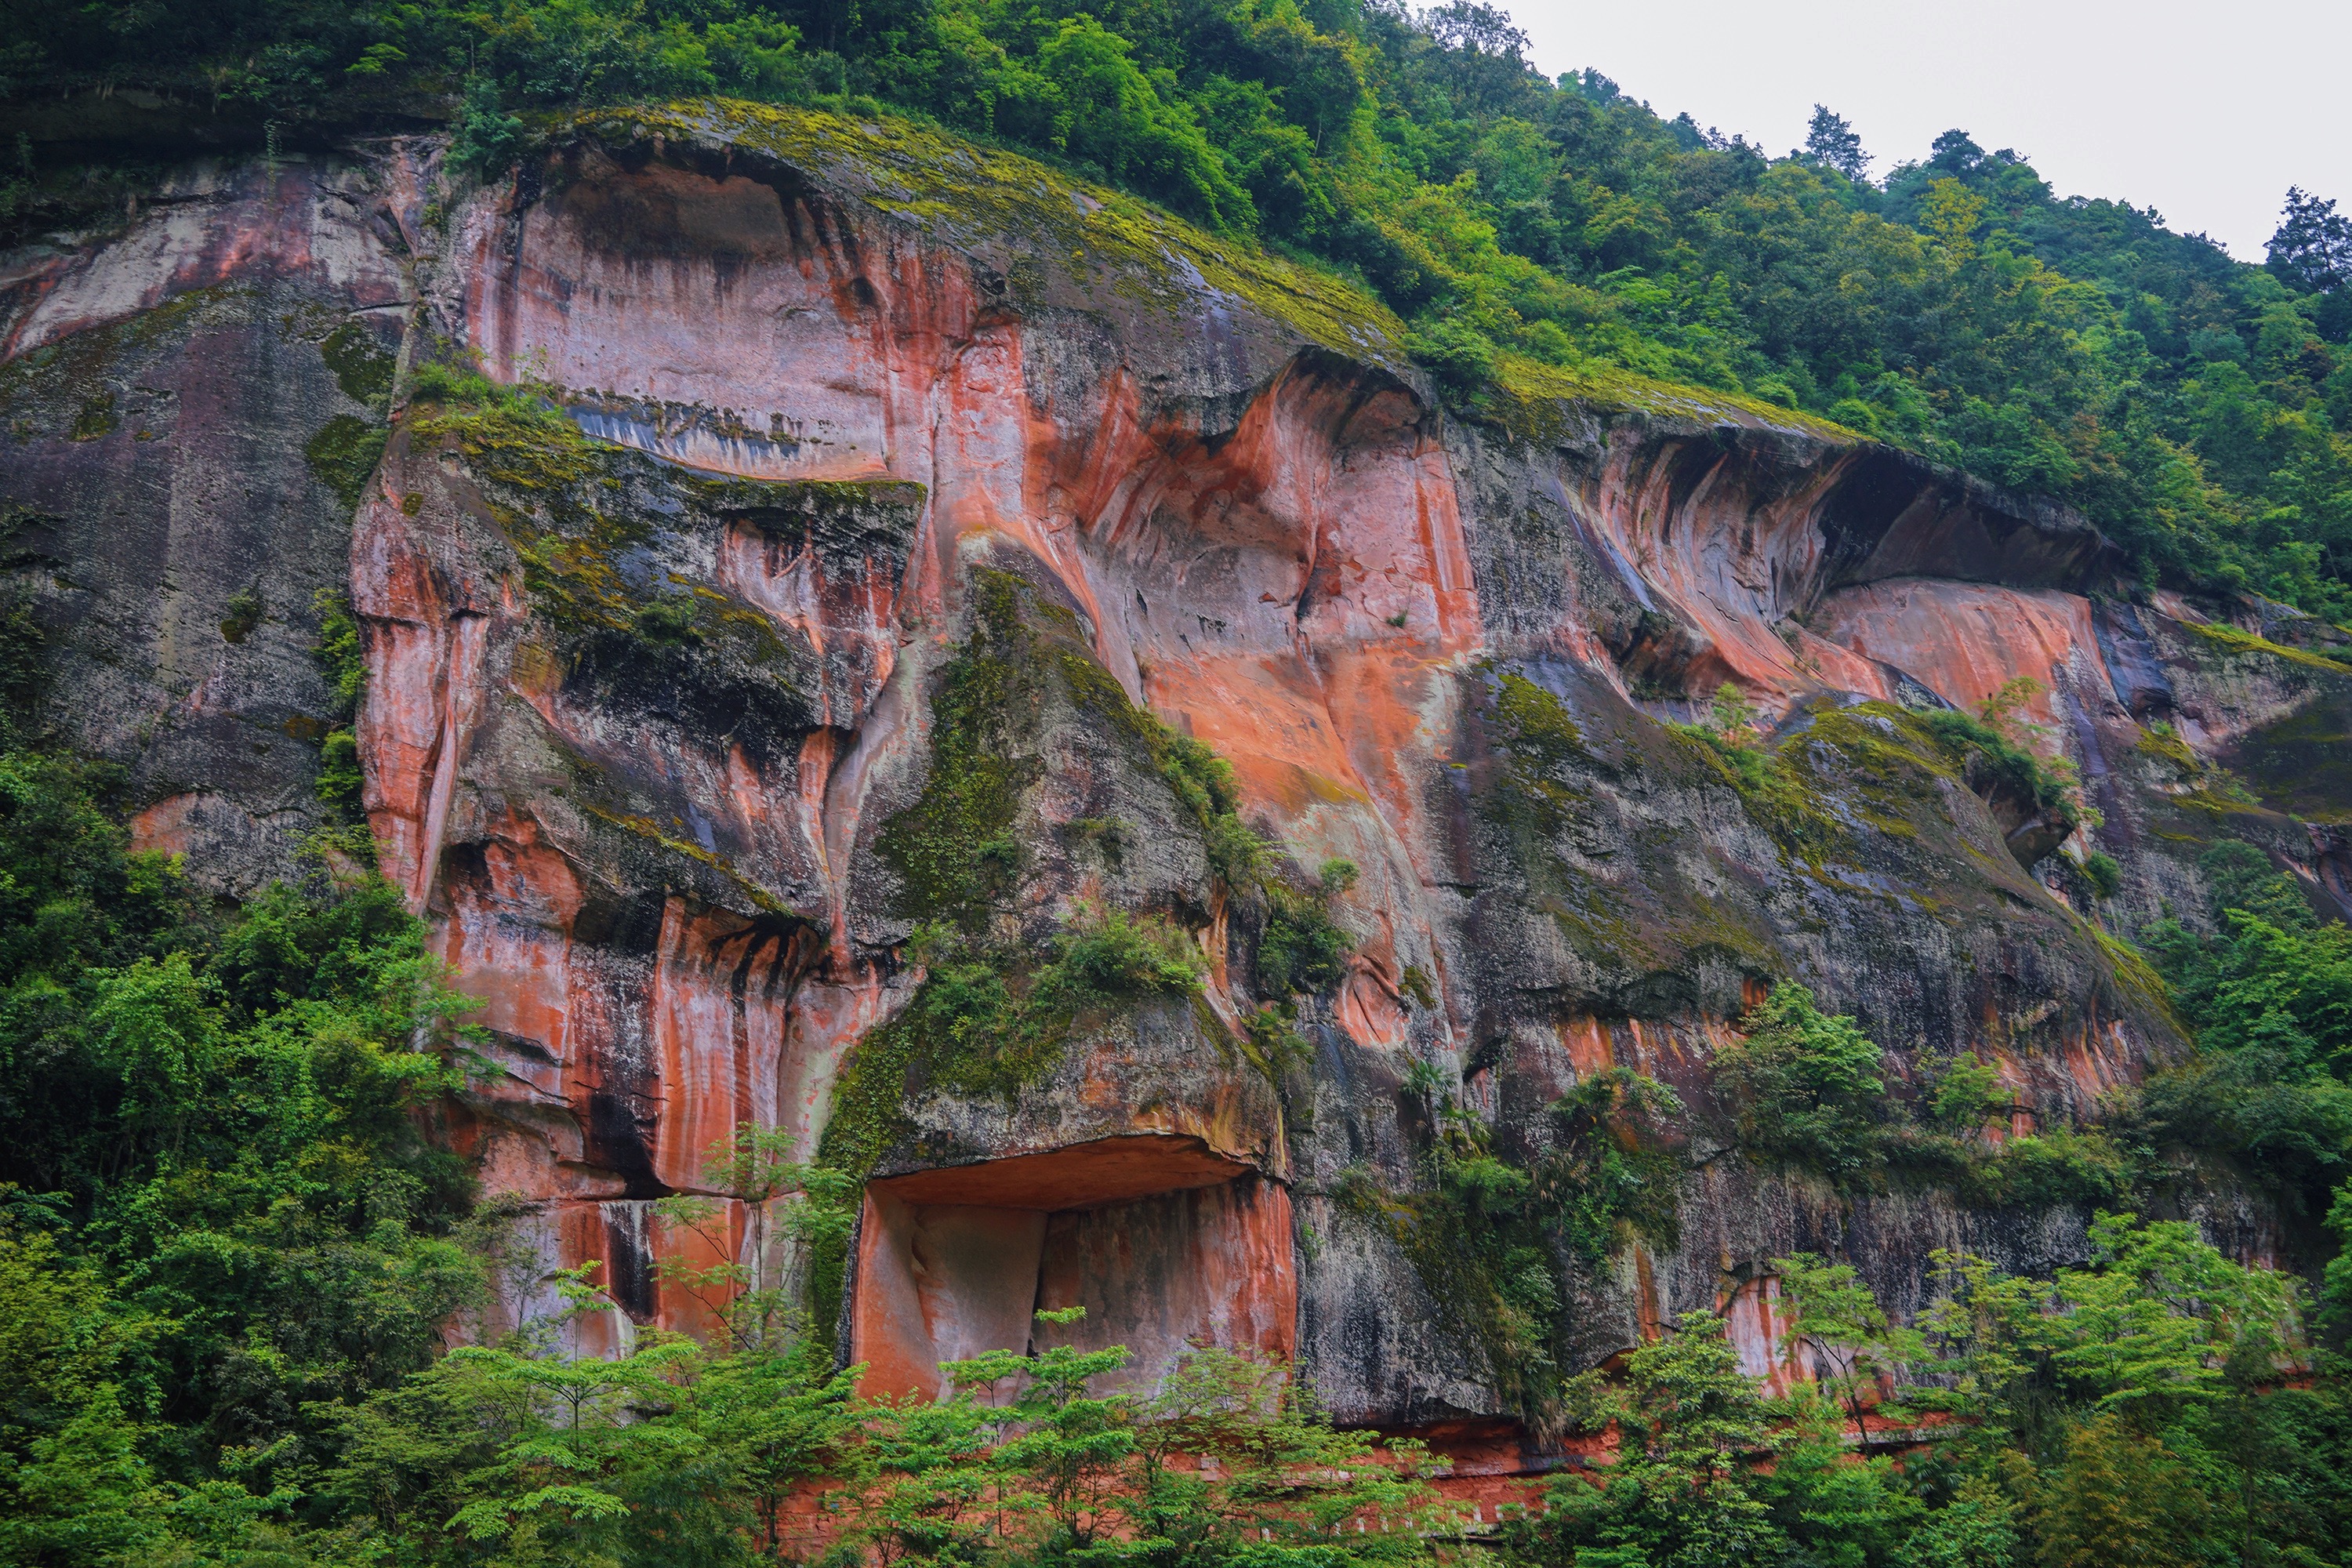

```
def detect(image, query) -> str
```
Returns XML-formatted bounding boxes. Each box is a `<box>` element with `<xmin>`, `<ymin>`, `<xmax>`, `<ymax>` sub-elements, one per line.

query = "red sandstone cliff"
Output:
<box><xmin>5</xmin><ymin>103</ymin><xmax>2349</xmax><ymax>1468</ymax></box>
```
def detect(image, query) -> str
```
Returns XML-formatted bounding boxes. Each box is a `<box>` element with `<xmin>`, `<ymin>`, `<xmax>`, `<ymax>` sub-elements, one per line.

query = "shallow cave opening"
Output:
<box><xmin>848</xmin><ymin>1134</ymin><xmax>1296</xmax><ymax>1399</ymax></box>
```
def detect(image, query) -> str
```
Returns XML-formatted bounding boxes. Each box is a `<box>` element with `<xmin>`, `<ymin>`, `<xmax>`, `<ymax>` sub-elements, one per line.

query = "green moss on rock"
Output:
<box><xmin>2184</xmin><ymin>617</ymin><xmax>2352</xmax><ymax>677</ymax></box>
<box><xmin>318</xmin><ymin>322</ymin><xmax>395</xmax><ymax>406</ymax></box>
<box><xmin>1480</xmin><ymin>348</ymin><xmax>1857</xmax><ymax>448</ymax></box>
<box><xmin>304</xmin><ymin>413</ymin><xmax>388</xmax><ymax>510</ymax></box>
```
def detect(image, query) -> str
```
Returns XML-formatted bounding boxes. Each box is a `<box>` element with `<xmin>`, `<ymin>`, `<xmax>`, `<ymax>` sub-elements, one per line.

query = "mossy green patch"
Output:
<box><xmin>217</xmin><ymin>586</ymin><xmax>263</xmax><ymax>646</ymax></box>
<box><xmin>2089</xmin><ymin>924</ymin><xmax>2181</xmax><ymax>1033</ymax></box>
<box><xmin>2184</xmin><ymin>618</ymin><xmax>2352</xmax><ymax>677</ymax></box>
<box><xmin>580</xmin><ymin>802</ymin><xmax>799</xmax><ymax>918</ymax></box>
<box><xmin>815</xmin><ymin>911</ymin><xmax>1204</xmax><ymax>1185</ymax></box>
<box><xmin>318</xmin><ymin>322</ymin><xmax>395</xmax><ymax>406</ymax></box>
<box><xmin>413</xmin><ymin>401</ymin><xmax>655</xmax><ymax>637</ymax></box>
<box><xmin>1479</xmin><ymin>349</ymin><xmax>1857</xmax><ymax>448</ymax></box>
<box><xmin>0</xmin><ymin>286</ymin><xmax>223</xmax><ymax>437</ymax></box>
<box><xmin>873</xmin><ymin>572</ymin><xmax>1047</xmax><ymax>931</ymax></box>
<box><xmin>1668</xmin><ymin>722</ymin><xmax>1850</xmax><ymax>866</ymax></box>
<box><xmin>410</xmin><ymin>396</ymin><xmax>899</xmax><ymax>688</ymax></box>
<box><xmin>2134</xmin><ymin>722</ymin><xmax>2198</xmax><ymax>774</ymax></box>
<box><xmin>1480</xmin><ymin>671</ymin><xmax>1729</xmax><ymax>979</ymax></box>
<box><xmin>304</xmin><ymin>413</ymin><xmax>388</xmax><ymax>511</ymax></box>
<box><xmin>820</xmin><ymin>569</ymin><xmax>1339</xmax><ymax>1223</ymax></box>
<box><xmin>2172</xmin><ymin>787</ymin><xmax>2270</xmax><ymax>819</ymax></box>
<box><xmin>2224</xmin><ymin>688</ymin><xmax>2352</xmax><ymax>824</ymax></box>
<box><xmin>1488</xmin><ymin>672</ymin><xmax>1599</xmax><ymax>838</ymax></box>
<box><xmin>68</xmin><ymin>391</ymin><xmax>118</xmax><ymax>441</ymax></box>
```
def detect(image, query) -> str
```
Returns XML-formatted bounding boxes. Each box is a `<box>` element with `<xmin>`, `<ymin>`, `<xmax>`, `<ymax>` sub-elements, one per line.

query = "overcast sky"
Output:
<box><xmin>1504</xmin><ymin>0</ymin><xmax>2350</xmax><ymax>260</ymax></box>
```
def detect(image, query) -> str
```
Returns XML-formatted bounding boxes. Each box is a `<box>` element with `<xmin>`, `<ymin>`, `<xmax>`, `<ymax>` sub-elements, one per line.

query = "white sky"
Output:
<box><xmin>1504</xmin><ymin>0</ymin><xmax>2352</xmax><ymax>260</ymax></box>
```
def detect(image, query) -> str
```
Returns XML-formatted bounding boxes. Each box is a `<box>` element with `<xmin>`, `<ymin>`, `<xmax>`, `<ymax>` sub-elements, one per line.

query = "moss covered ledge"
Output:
<box><xmin>566</xmin><ymin>98</ymin><xmax>1410</xmax><ymax>369</ymax></box>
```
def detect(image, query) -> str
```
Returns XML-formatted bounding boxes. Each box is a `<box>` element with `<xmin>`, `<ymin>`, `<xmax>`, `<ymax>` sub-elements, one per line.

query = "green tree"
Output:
<box><xmin>2028</xmin><ymin>1413</ymin><xmax>2208</xmax><ymax>1568</ymax></box>
<box><xmin>1773</xmin><ymin>1253</ymin><xmax>1924</xmax><ymax>1442</ymax></box>
<box><xmin>1712</xmin><ymin>982</ymin><xmax>1888</xmax><ymax>1182</ymax></box>
<box><xmin>1802</xmin><ymin>105</ymin><xmax>1869</xmax><ymax>183</ymax></box>
<box><xmin>2140</xmin><ymin>840</ymin><xmax>2352</xmax><ymax>1214</ymax></box>
<box><xmin>1523</xmin><ymin>1312</ymin><xmax>1788</xmax><ymax>1568</ymax></box>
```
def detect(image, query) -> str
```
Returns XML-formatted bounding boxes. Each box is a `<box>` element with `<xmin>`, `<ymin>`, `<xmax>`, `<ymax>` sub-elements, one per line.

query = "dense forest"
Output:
<box><xmin>10</xmin><ymin>0</ymin><xmax>2352</xmax><ymax>1564</ymax></box>
<box><xmin>9</xmin><ymin>0</ymin><xmax>2352</xmax><ymax>622</ymax></box>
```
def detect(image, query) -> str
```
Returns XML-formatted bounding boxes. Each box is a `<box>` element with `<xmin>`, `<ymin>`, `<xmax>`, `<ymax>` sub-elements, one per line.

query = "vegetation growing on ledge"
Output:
<box><xmin>1712</xmin><ymin>981</ymin><xmax>1889</xmax><ymax>1184</ymax></box>
<box><xmin>405</xmin><ymin>362</ymin><xmax>915</xmax><ymax>691</ymax></box>
<box><xmin>584</xmin><ymin>100</ymin><xmax>1409</xmax><ymax>366</ymax></box>
<box><xmin>1476</xmin><ymin>347</ymin><xmax>1856</xmax><ymax>446</ymax></box>
<box><xmin>2183</xmin><ymin>615</ymin><xmax>2352</xmax><ymax>676</ymax></box>
<box><xmin>1666</xmin><ymin>682</ymin><xmax>1851</xmax><ymax>862</ymax></box>
<box><xmin>833</xmin><ymin>569</ymin><xmax>1352</xmax><ymax>1189</ymax></box>
<box><xmin>817</xmin><ymin>905</ymin><xmax>1206</xmax><ymax>1183</ymax></box>
<box><xmin>1708</xmin><ymin>980</ymin><xmax>2136</xmax><ymax>1207</ymax></box>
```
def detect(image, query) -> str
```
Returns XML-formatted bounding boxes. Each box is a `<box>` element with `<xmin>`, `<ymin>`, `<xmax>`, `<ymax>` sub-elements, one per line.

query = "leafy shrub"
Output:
<box><xmin>1918</xmin><ymin>705</ymin><xmax>2082</xmax><ymax>826</ymax></box>
<box><xmin>1927</xmin><ymin>1051</ymin><xmax>2012</xmax><ymax>1138</ymax></box>
<box><xmin>1406</xmin><ymin>317</ymin><xmax>1498</xmax><ymax>402</ymax></box>
<box><xmin>2137</xmin><ymin>839</ymin><xmax>2352</xmax><ymax>1213</ymax></box>
<box><xmin>1712</xmin><ymin>982</ymin><xmax>1888</xmax><ymax>1183</ymax></box>
<box><xmin>2083</xmin><ymin>849</ymin><xmax>2123</xmax><ymax>899</ymax></box>
<box><xmin>1958</xmin><ymin>1127</ymin><xmax>2132</xmax><ymax>1207</ymax></box>
<box><xmin>1047</xmin><ymin>903</ymin><xmax>1206</xmax><ymax>998</ymax></box>
<box><xmin>1255</xmin><ymin>880</ymin><xmax>1352</xmax><ymax>998</ymax></box>
<box><xmin>448</xmin><ymin>77</ymin><xmax>527</xmax><ymax>178</ymax></box>
<box><xmin>630</xmin><ymin>593</ymin><xmax>700</xmax><ymax>644</ymax></box>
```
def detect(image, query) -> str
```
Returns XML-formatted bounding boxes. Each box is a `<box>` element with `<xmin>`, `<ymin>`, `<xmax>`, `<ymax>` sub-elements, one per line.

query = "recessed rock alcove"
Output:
<box><xmin>850</xmin><ymin>1134</ymin><xmax>1295</xmax><ymax>1399</ymax></box>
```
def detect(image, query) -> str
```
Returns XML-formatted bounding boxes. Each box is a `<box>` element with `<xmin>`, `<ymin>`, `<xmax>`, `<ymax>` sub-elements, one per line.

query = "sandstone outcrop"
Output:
<box><xmin>6</xmin><ymin>101</ymin><xmax>2348</xmax><ymax>1470</ymax></box>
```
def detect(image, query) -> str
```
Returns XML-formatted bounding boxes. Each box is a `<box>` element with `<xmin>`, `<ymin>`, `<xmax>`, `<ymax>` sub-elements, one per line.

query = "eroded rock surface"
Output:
<box><xmin>0</xmin><ymin>154</ymin><xmax>409</xmax><ymax>891</ymax></box>
<box><xmin>7</xmin><ymin>103</ymin><xmax>2349</xmax><ymax>1461</ymax></box>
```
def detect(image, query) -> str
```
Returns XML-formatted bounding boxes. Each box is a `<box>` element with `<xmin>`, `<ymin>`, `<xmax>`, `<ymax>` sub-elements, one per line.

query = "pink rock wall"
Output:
<box><xmin>376</xmin><ymin>136</ymin><xmax>2199</xmax><ymax>1376</ymax></box>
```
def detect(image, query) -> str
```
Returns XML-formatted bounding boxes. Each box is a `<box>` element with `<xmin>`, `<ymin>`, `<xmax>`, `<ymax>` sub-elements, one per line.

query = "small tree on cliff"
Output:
<box><xmin>1773</xmin><ymin>1253</ymin><xmax>1925</xmax><ymax>1443</ymax></box>
<box><xmin>655</xmin><ymin>1123</ymin><xmax>858</xmax><ymax>1354</ymax></box>
<box><xmin>1712</xmin><ymin>983</ymin><xmax>1888</xmax><ymax>1184</ymax></box>
<box><xmin>1522</xmin><ymin>1312</ymin><xmax>1791</xmax><ymax>1566</ymax></box>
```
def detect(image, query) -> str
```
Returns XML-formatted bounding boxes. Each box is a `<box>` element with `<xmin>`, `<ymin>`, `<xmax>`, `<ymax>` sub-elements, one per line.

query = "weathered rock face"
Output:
<box><xmin>0</xmin><ymin>154</ymin><xmax>409</xmax><ymax>891</ymax></box>
<box><xmin>8</xmin><ymin>103</ymin><xmax>2349</xmax><ymax>1460</ymax></box>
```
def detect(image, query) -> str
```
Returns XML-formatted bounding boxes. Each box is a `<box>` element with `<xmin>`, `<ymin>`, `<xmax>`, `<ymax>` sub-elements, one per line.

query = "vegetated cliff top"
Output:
<box><xmin>10</xmin><ymin>0</ymin><xmax>2352</xmax><ymax>625</ymax></box>
<box><xmin>575</xmin><ymin>98</ymin><xmax>1857</xmax><ymax>445</ymax></box>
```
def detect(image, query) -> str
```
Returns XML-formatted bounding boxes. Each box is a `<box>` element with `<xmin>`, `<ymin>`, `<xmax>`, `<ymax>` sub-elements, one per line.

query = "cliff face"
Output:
<box><xmin>8</xmin><ymin>103</ymin><xmax>2350</xmax><ymax>1465</ymax></box>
